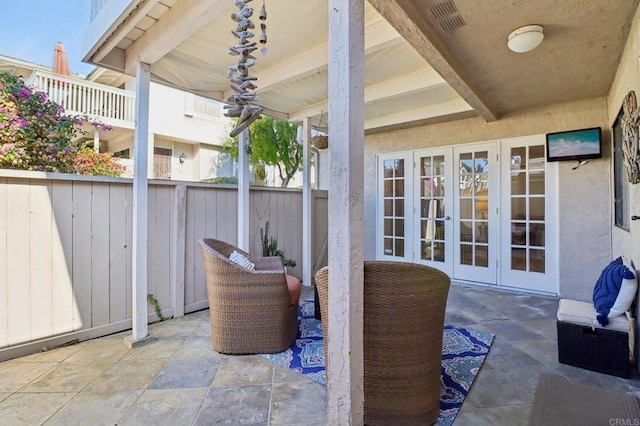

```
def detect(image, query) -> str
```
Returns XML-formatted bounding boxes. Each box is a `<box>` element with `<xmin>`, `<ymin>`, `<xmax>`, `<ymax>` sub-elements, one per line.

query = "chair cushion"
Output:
<box><xmin>592</xmin><ymin>256</ymin><xmax>636</xmax><ymax>326</ymax></box>
<box><xmin>229</xmin><ymin>250</ymin><xmax>255</xmax><ymax>271</ymax></box>
<box><xmin>286</xmin><ymin>274</ymin><xmax>301</xmax><ymax>306</ymax></box>
<box><xmin>558</xmin><ymin>299</ymin><xmax>630</xmax><ymax>333</ymax></box>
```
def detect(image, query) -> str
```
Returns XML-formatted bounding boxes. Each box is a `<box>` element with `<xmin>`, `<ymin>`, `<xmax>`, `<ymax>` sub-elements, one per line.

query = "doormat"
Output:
<box><xmin>530</xmin><ymin>373</ymin><xmax>640</xmax><ymax>425</ymax></box>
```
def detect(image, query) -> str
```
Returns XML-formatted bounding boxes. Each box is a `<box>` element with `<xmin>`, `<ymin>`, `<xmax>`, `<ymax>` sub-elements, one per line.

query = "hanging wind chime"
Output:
<box><xmin>224</xmin><ymin>0</ymin><xmax>267</xmax><ymax>138</ymax></box>
<box><xmin>259</xmin><ymin>0</ymin><xmax>268</xmax><ymax>55</ymax></box>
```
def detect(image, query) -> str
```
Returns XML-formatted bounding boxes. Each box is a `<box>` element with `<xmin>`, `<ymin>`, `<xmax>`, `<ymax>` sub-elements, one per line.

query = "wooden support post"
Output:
<box><xmin>237</xmin><ymin>129</ymin><xmax>250</xmax><ymax>250</ymax></box>
<box><xmin>327</xmin><ymin>0</ymin><xmax>365</xmax><ymax>423</ymax></box>
<box><xmin>302</xmin><ymin>119</ymin><xmax>312</xmax><ymax>286</ymax></box>
<box><xmin>126</xmin><ymin>61</ymin><xmax>155</xmax><ymax>348</ymax></box>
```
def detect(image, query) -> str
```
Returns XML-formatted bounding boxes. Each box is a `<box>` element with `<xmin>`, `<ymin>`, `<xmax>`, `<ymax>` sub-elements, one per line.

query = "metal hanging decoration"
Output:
<box><xmin>259</xmin><ymin>23</ymin><xmax>267</xmax><ymax>53</ymax></box>
<box><xmin>621</xmin><ymin>90</ymin><xmax>640</xmax><ymax>184</ymax></box>
<box><xmin>224</xmin><ymin>0</ymin><xmax>264</xmax><ymax>138</ymax></box>
<box><xmin>259</xmin><ymin>0</ymin><xmax>267</xmax><ymax>55</ymax></box>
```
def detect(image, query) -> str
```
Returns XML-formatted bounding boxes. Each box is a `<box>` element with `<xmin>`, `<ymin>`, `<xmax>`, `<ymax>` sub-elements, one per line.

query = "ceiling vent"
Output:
<box><xmin>430</xmin><ymin>0</ymin><xmax>466</xmax><ymax>32</ymax></box>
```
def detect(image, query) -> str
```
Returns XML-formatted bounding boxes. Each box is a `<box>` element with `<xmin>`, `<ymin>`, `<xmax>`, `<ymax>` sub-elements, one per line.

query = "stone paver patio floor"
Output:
<box><xmin>1</xmin><ymin>283</ymin><xmax>639</xmax><ymax>425</ymax></box>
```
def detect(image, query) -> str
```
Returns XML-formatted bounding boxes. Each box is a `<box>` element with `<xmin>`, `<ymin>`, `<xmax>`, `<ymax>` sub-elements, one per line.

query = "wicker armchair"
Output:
<box><xmin>198</xmin><ymin>238</ymin><xmax>298</xmax><ymax>354</ymax></box>
<box><xmin>315</xmin><ymin>261</ymin><xmax>450</xmax><ymax>425</ymax></box>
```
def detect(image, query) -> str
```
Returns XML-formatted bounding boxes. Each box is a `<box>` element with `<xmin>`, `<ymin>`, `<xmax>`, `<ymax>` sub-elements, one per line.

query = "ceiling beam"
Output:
<box><xmin>288</xmin><ymin>67</ymin><xmax>447</xmax><ymax>121</ymax></box>
<box><xmin>365</xmin><ymin>110</ymin><xmax>477</xmax><ymax>135</ymax></box>
<box><xmin>364</xmin><ymin>67</ymin><xmax>446</xmax><ymax>103</ymax></box>
<box><xmin>223</xmin><ymin>18</ymin><xmax>404</xmax><ymax>100</ymax></box>
<box><xmin>364</xmin><ymin>97</ymin><xmax>473</xmax><ymax>130</ymax></box>
<box><xmin>289</xmin><ymin>91</ymin><xmax>472</xmax><ymax>131</ymax></box>
<box><xmin>93</xmin><ymin>0</ymin><xmax>162</xmax><ymax>65</ymax></box>
<box><xmin>123</xmin><ymin>0</ymin><xmax>228</xmax><ymax>75</ymax></box>
<box><xmin>368</xmin><ymin>0</ymin><xmax>498</xmax><ymax>122</ymax></box>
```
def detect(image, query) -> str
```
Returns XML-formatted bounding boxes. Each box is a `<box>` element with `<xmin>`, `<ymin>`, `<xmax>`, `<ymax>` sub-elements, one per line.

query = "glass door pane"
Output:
<box><xmin>419</xmin><ymin>155</ymin><xmax>446</xmax><ymax>262</ymax></box>
<box><xmin>380</xmin><ymin>156</ymin><xmax>407</xmax><ymax>258</ymax></box>
<box><xmin>509</xmin><ymin>145</ymin><xmax>546</xmax><ymax>273</ymax></box>
<box><xmin>458</xmin><ymin>150</ymin><xmax>489</xmax><ymax>267</ymax></box>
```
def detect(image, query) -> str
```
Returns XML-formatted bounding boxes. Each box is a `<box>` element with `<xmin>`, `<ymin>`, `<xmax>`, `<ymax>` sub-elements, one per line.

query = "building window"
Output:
<box><xmin>613</xmin><ymin>108</ymin><xmax>629</xmax><ymax>230</ymax></box>
<box><xmin>184</xmin><ymin>94</ymin><xmax>223</xmax><ymax>120</ymax></box>
<box><xmin>194</xmin><ymin>96</ymin><xmax>221</xmax><ymax>116</ymax></box>
<box><xmin>114</xmin><ymin>149</ymin><xmax>130</xmax><ymax>159</ymax></box>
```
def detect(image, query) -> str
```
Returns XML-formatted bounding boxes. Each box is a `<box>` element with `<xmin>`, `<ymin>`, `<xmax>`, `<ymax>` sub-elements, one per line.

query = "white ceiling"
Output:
<box><xmin>83</xmin><ymin>0</ymin><xmax>640</xmax><ymax>133</ymax></box>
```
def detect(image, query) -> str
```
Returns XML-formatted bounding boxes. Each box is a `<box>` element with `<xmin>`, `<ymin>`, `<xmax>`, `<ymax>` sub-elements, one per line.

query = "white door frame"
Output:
<box><xmin>376</xmin><ymin>137</ymin><xmax>559</xmax><ymax>295</ymax></box>
<box><xmin>499</xmin><ymin>135</ymin><xmax>559</xmax><ymax>294</ymax></box>
<box><xmin>376</xmin><ymin>152</ymin><xmax>413</xmax><ymax>262</ymax></box>
<box><xmin>413</xmin><ymin>148</ymin><xmax>454</xmax><ymax>276</ymax></box>
<box><xmin>452</xmin><ymin>143</ymin><xmax>499</xmax><ymax>284</ymax></box>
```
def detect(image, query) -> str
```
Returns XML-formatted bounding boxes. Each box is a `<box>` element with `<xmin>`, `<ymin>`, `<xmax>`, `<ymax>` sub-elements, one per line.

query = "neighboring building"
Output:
<box><xmin>0</xmin><ymin>52</ymin><xmax>313</xmax><ymax>187</ymax></box>
<box><xmin>0</xmin><ymin>53</ymin><xmax>235</xmax><ymax>182</ymax></box>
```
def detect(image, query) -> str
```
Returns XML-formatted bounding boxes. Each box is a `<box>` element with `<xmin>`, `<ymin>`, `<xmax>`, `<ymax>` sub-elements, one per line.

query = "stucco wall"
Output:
<box><xmin>608</xmin><ymin>5</ymin><xmax>640</xmax><ymax>272</ymax></box>
<box><xmin>365</xmin><ymin>97</ymin><xmax>610</xmax><ymax>299</ymax></box>
<box><xmin>149</xmin><ymin>84</ymin><xmax>231</xmax><ymax>146</ymax></box>
<box><xmin>171</xmin><ymin>141</ymin><xmax>196</xmax><ymax>181</ymax></box>
<box><xmin>196</xmin><ymin>144</ymin><xmax>235</xmax><ymax>181</ymax></box>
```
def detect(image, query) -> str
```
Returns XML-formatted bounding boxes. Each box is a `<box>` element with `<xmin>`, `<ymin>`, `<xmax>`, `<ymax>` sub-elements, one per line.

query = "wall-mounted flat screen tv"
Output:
<box><xmin>546</xmin><ymin>127</ymin><xmax>602</xmax><ymax>162</ymax></box>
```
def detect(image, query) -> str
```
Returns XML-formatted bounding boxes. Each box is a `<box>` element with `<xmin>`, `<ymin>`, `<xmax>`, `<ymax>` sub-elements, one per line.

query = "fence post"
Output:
<box><xmin>171</xmin><ymin>185</ymin><xmax>187</xmax><ymax>318</ymax></box>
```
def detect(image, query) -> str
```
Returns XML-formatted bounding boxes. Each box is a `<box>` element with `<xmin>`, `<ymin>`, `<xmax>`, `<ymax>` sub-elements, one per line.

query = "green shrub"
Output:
<box><xmin>74</xmin><ymin>143</ymin><xmax>125</xmax><ymax>177</ymax></box>
<box><xmin>0</xmin><ymin>72</ymin><xmax>118</xmax><ymax>176</ymax></box>
<box><xmin>200</xmin><ymin>176</ymin><xmax>238</xmax><ymax>184</ymax></box>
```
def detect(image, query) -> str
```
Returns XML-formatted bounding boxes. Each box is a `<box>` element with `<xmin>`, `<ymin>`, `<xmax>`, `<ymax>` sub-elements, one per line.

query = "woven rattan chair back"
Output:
<box><xmin>315</xmin><ymin>261</ymin><xmax>450</xmax><ymax>425</ymax></box>
<box><xmin>198</xmin><ymin>238</ymin><xmax>298</xmax><ymax>354</ymax></box>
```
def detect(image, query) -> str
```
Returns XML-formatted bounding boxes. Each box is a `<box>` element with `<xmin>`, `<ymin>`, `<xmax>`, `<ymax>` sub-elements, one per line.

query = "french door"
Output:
<box><xmin>377</xmin><ymin>136</ymin><xmax>558</xmax><ymax>294</ymax></box>
<box><xmin>413</xmin><ymin>148</ymin><xmax>454</xmax><ymax>276</ymax></box>
<box><xmin>499</xmin><ymin>136</ymin><xmax>558</xmax><ymax>293</ymax></box>
<box><xmin>452</xmin><ymin>144</ymin><xmax>498</xmax><ymax>284</ymax></box>
<box><xmin>378</xmin><ymin>153</ymin><xmax>413</xmax><ymax>260</ymax></box>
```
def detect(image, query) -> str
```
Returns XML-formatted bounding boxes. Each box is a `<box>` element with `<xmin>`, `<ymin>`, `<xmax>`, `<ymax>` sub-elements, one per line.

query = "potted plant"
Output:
<box><xmin>260</xmin><ymin>221</ymin><xmax>297</xmax><ymax>272</ymax></box>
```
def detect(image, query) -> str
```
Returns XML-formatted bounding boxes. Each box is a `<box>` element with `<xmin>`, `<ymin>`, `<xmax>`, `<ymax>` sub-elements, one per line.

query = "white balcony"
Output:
<box><xmin>26</xmin><ymin>70</ymin><xmax>135</xmax><ymax>129</ymax></box>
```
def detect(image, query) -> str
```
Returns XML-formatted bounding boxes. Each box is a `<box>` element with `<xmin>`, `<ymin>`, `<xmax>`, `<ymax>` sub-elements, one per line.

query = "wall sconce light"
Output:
<box><xmin>179</xmin><ymin>153</ymin><xmax>187</xmax><ymax>164</ymax></box>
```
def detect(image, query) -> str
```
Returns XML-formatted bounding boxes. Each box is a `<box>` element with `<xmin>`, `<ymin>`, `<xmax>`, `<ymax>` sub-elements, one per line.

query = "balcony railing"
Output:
<box><xmin>26</xmin><ymin>70</ymin><xmax>135</xmax><ymax>128</ymax></box>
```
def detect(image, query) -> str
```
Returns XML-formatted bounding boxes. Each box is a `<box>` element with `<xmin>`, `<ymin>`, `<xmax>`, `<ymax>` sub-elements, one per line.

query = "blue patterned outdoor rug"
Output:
<box><xmin>262</xmin><ymin>300</ymin><xmax>494</xmax><ymax>425</ymax></box>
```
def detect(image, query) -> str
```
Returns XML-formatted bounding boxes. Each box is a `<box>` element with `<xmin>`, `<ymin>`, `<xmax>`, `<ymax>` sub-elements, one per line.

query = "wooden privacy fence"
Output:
<box><xmin>0</xmin><ymin>170</ymin><xmax>327</xmax><ymax>361</ymax></box>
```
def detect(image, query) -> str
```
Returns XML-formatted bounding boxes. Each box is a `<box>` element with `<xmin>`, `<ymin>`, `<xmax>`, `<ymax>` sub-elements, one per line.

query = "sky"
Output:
<box><xmin>0</xmin><ymin>0</ymin><xmax>94</xmax><ymax>76</ymax></box>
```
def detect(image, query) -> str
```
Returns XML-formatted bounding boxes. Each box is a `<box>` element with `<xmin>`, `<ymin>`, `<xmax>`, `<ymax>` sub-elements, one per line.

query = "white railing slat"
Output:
<box><xmin>26</xmin><ymin>70</ymin><xmax>135</xmax><ymax>126</ymax></box>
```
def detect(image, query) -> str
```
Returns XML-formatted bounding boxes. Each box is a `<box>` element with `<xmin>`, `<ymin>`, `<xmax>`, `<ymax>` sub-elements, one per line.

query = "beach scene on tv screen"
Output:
<box><xmin>548</xmin><ymin>128</ymin><xmax>600</xmax><ymax>157</ymax></box>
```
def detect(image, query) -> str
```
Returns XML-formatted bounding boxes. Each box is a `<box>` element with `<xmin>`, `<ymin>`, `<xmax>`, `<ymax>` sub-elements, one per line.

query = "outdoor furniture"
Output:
<box><xmin>315</xmin><ymin>261</ymin><xmax>451</xmax><ymax>425</ymax></box>
<box><xmin>557</xmin><ymin>299</ymin><xmax>633</xmax><ymax>378</ymax></box>
<box><xmin>198</xmin><ymin>238</ymin><xmax>298</xmax><ymax>354</ymax></box>
<box><xmin>556</xmin><ymin>256</ymin><xmax>638</xmax><ymax>378</ymax></box>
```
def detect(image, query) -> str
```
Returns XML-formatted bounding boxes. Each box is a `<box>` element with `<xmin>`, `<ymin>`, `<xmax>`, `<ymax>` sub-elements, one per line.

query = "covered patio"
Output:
<box><xmin>77</xmin><ymin>0</ymin><xmax>640</xmax><ymax>423</ymax></box>
<box><xmin>2</xmin><ymin>283</ymin><xmax>638</xmax><ymax>425</ymax></box>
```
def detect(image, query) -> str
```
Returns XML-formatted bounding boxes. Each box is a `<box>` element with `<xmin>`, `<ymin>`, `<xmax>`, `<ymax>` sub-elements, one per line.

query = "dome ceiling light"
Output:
<box><xmin>507</xmin><ymin>25</ymin><xmax>544</xmax><ymax>53</ymax></box>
